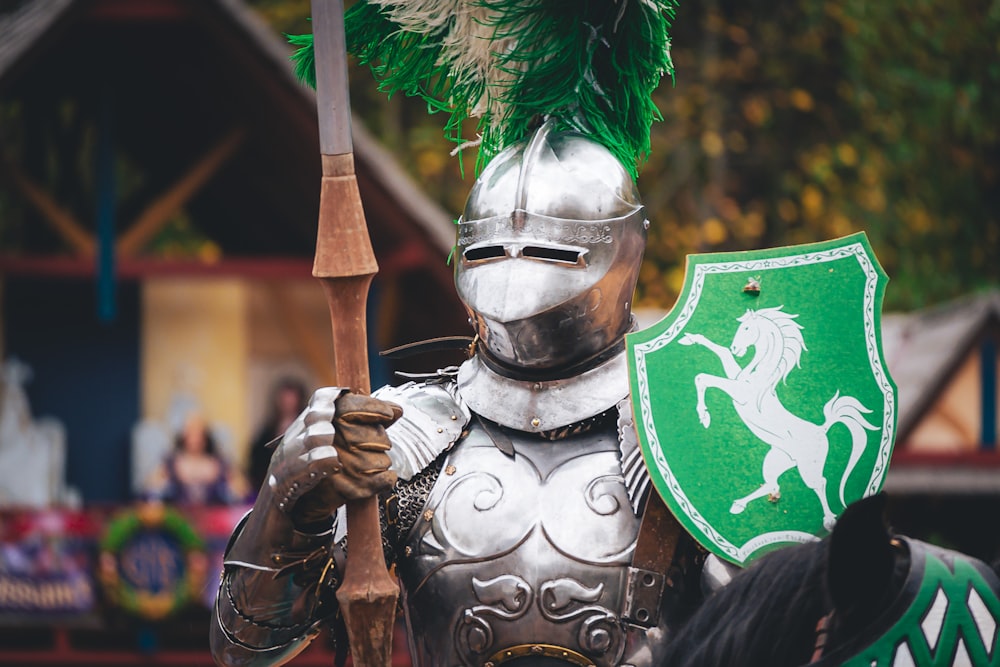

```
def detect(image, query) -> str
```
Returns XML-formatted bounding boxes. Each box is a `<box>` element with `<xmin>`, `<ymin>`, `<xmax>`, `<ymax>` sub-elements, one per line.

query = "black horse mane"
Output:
<box><xmin>662</xmin><ymin>494</ymin><xmax>912</xmax><ymax>667</ymax></box>
<box><xmin>662</xmin><ymin>539</ymin><xmax>829</xmax><ymax>667</ymax></box>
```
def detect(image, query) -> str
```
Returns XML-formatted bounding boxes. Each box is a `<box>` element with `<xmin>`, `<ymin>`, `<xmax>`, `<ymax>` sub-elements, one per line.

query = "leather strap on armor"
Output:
<box><xmin>622</xmin><ymin>491</ymin><xmax>683</xmax><ymax>628</ymax></box>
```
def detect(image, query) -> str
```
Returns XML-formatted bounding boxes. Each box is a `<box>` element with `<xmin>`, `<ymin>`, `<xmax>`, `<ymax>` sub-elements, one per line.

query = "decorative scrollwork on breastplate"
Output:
<box><xmin>539</xmin><ymin>579</ymin><xmax>622</xmax><ymax>658</ymax></box>
<box><xmin>456</xmin><ymin>575</ymin><xmax>533</xmax><ymax>660</ymax></box>
<box><xmin>398</xmin><ymin>423</ymin><xmax>643</xmax><ymax>667</ymax></box>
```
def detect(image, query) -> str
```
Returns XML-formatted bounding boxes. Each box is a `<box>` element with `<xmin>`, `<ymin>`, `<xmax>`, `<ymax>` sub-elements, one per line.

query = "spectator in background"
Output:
<box><xmin>147</xmin><ymin>412</ymin><xmax>248</xmax><ymax>506</ymax></box>
<box><xmin>248</xmin><ymin>377</ymin><xmax>308</xmax><ymax>494</ymax></box>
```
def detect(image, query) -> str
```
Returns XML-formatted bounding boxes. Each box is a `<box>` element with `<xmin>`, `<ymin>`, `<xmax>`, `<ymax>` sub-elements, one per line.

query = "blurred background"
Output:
<box><xmin>0</xmin><ymin>0</ymin><xmax>997</xmax><ymax>664</ymax></box>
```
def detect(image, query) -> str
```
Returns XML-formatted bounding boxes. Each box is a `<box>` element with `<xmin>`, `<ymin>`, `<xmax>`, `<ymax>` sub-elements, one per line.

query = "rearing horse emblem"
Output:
<box><xmin>679</xmin><ymin>306</ymin><xmax>877</xmax><ymax>529</ymax></box>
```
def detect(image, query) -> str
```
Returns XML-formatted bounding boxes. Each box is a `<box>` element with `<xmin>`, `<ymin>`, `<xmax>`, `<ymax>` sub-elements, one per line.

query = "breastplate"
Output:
<box><xmin>397</xmin><ymin>420</ymin><xmax>647</xmax><ymax>667</ymax></box>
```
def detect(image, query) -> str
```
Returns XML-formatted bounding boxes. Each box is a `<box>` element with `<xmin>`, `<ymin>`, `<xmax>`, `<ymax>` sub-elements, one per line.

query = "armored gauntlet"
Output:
<box><xmin>267</xmin><ymin>388</ymin><xmax>401</xmax><ymax>530</ymax></box>
<box><xmin>211</xmin><ymin>389</ymin><xmax>401</xmax><ymax>665</ymax></box>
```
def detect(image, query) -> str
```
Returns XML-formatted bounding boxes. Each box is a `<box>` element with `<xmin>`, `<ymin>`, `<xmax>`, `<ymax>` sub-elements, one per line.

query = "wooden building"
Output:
<box><xmin>0</xmin><ymin>0</ymin><xmax>468</xmax><ymax>503</ymax></box>
<box><xmin>881</xmin><ymin>290</ymin><xmax>1000</xmax><ymax>561</ymax></box>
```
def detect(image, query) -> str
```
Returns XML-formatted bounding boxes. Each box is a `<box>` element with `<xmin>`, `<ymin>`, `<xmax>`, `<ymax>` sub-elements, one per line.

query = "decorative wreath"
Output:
<box><xmin>98</xmin><ymin>502</ymin><xmax>207</xmax><ymax>620</ymax></box>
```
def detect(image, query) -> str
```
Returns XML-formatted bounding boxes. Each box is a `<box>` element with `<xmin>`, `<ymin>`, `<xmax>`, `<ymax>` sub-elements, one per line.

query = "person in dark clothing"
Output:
<box><xmin>248</xmin><ymin>377</ymin><xmax>308</xmax><ymax>493</ymax></box>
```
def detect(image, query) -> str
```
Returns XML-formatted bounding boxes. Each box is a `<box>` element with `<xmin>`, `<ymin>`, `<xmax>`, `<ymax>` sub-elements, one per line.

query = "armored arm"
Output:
<box><xmin>211</xmin><ymin>388</ymin><xmax>399</xmax><ymax>666</ymax></box>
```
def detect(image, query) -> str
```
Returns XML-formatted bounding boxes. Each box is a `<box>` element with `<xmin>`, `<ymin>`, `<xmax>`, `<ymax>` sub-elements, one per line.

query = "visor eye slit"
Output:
<box><xmin>521</xmin><ymin>245</ymin><xmax>585</xmax><ymax>266</ymax></box>
<box><xmin>463</xmin><ymin>245</ymin><xmax>507</xmax><ymax>262</ymax></box>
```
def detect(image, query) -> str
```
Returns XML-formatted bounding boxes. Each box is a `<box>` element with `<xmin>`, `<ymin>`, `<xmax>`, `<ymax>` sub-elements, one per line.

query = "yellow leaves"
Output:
<box><xmin>727</xmin><ymin>131</ymin><xmax>748</xmax><ymax>153</ymax></box>
<box><xmin>701</xmin><ymin>131</ymin><xmax>725</xmax><ymax>157</ymax></box>
<box><xmin>801</xmin><ymin>185</ymin><xmax>824</xmax><ymax>219</ymax></box>
<box><xmin>415</xmin><ymin>149</ymin><xmax>447</xmax><ymax>178</ymax></box>
<box><xmin>672</xmin><ymin>96</ymin><xmax>694</xmax><ymax>119</ymax></box>
<box><xmin>741</xmin><ymin>211</ymin><xmax>766</xmax><ymax>238</ymax></box>
<box><xmin>717</xmin><ymin>197</ymin><xmax>742</xmax><ymax>222</ymax></box>
<box><xmin>860</xmin><ymin>164</ymin><xmax>881</xmax><ymax>187</ymax></box>
<box><xmin>897</xmin><ymin>201</ymin><xmax>933</xmax><ymax>233</ymax></box>
<box><xmin>828</xmin><ymin>213</ymin><xmax>854</xmax><ymax>237</ymax></box>
<box><xmin>738</xmin><ymin>47</ymin><xmax>759</xmax><ymax>71</ymax></box>
<box><xmin>727</xmin><ymin>25</ymin><xmax>750</xmax><ymax>45</ymax></box>
<box><xmin>909</xmin><ymin>207</ymin><xmax>933</xmax><ymax>233</ymax></box>
<box><xmin>789</xmin><ymin>89</ymin><xmax>815</xmax><ymax>112</ymax></box>
<box><xmin>836</xmin><ymin>143</ymin><xmax>858</xmax><ymax>167</ymax></box>
<box><xmin>666</xmin><ymin>265</ymin><xmax>687</xmax><ymax>295</ymax></box>
<box><xmin>778</xmin><ymin>199</ymin><xmax>799</xmax><ymax>223</ymax></box>
<box><xmin>859</xmin><ymin>187</ymin><xmax>887</xmax><ymax>213</ymax></box>
<box><xmin>742</xmin><ymin>96</ymin><xmax>771</xmax><ymax>126</ymax></box>
<box><xmin>701</xmin><ymin>217</ymin><xmax>728</xmax><ymax>245</ymax></box>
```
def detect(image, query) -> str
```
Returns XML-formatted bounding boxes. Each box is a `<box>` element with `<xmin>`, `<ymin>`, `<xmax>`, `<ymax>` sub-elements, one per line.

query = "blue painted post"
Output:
<box><xmin>982</xmin><ymin>337</ymin><xmax>997</xmax><ymax>450</ymax></box>
<box><xmin>96</xmin><ymin>86</ymin><xmax>117</xmax><ymax>322</ymax></box>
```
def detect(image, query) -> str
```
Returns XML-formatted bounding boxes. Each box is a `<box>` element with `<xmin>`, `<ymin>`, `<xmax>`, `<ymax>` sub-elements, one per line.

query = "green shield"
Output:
<box><xmin>627</xmin><ymin>233</ymin><xmax>897</xmax><ymax>566</ymax></box>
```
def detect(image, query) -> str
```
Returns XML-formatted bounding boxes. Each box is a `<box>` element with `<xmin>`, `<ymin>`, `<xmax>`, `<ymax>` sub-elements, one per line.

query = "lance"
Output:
<box><xmin>309</xmin><ymin>1</ymin><xmax>398</xmax><ymax>665</ymax></box>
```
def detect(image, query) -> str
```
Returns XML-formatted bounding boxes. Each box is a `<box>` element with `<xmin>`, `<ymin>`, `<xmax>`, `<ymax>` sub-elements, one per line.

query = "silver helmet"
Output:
<box><xmin>455</xmin><ymin>121</ymin><xmax>648</xmax><ymax>374</ymax></box>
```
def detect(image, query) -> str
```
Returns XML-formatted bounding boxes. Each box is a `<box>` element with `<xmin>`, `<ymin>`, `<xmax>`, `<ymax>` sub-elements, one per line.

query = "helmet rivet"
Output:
<box><xmin>531</xmin><ymin>417</ymin><xmax>541</xmax><ymax>428</ymax></box>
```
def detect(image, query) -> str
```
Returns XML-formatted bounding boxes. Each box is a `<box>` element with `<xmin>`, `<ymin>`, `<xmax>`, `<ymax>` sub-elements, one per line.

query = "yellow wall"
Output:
<box><xmin>142</xmin><ymin>278</ymin><xmax>249</xmax><ymax>461</ymax></box>
<box><xmin>906</xmin><ymin>351</ymin><xmax>989</xmax><ymax>453</ymax></box>
<box><xmin>244</xmin><ymin>280</ymin><xmax>334</xmax><ymax>446</ymax></box>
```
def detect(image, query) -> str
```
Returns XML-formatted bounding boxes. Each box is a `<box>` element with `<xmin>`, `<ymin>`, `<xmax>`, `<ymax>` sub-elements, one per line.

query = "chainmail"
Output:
<box><xmin>333</xmin><ymin>453</ymin><xmax>446</xmax><ymax>572</ymax></box>
<box><xmin>381</xmin><ymin>454</ymin><xmax>447</xmax><ymax>567</ymax></box>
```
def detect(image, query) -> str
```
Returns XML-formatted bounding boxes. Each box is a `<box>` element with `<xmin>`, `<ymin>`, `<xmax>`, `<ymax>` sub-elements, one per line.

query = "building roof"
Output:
<box><xmin>881</xmin><ymin>289</ymin><xmax>1000</xmax><ymax>441</ymax></box>
<box><xmin>0</xmin><ymin>0</ymin><xmax>456</xmax><ymax>257</ymax></box>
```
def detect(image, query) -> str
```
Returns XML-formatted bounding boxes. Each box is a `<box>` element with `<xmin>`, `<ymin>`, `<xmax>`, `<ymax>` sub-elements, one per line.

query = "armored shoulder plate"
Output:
<box><xmin>375</xmin><ymin>380</ymin><xmax>471</xmax><ymax>481</ymax></box>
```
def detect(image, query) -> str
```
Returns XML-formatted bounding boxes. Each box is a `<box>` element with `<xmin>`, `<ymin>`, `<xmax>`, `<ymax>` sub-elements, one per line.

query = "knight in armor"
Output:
<box><xmin>211</xmin><ymin>120</ymin><xmax>733</xmax><ymax>667</ymax></box>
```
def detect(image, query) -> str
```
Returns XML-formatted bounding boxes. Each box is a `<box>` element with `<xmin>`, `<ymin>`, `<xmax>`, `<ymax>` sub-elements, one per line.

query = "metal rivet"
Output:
<box><xmin>450</xmin><ymin>414</ymin><xmax>458</xmax><ymax>421</ymax></box>
<box><xmin>310</xmin><ymin>472</ymin><xmax>317</xmax><ymax>478</ymax></box>
<box><xmin>278</xmin><ymin>502</ymin><xmax>286</xmax><ymax>510</ymax></box>
<box><xmin>445</xmin><ymin>465</ymin><xmax>457</xmax><ymax>476</ymax></box>
<box><xmin>531</xmin><ymin>417</ymin><xmax>541</xmax><ymax>428</ymax></box>
<box><xmin>437</xmin><ymin>427</ymin><xmax>444</xmax><ymax>433</ymax></box>
<box><xmin>533</xmin><ymin>382</ymin><xmax>543</xmax><ymax>391</ymax></box>
<box><xmin>531</xmin><ymin>645</ymin><xmax>544</xmax><ymax>654</ymax></box>
<box><xmin>404</xmin><ymin>546</ymin><xmax>413</xmax><ymax>557</ymax></box>
<box><xmin>743</xmin><ymin>276</ymin><xmax>761</xmax><ymax>295</ymax></box>
<box><xmin>423</xmin><ymin>509</ymin><xmax>434</xmax><ymax>522</ymax></box>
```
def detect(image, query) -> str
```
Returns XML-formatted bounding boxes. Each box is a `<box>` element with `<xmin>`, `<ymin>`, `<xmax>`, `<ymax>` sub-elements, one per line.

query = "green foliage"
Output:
<box><xmin>251</xmin><ymin>0</ymin><xmax>1000</xmax><ymax>311</ymax></box>
<box><xmin>288</xmin><ymin>0</ymin><xmax>678</xmax><ymax>177</ymax></box>
<box><xmin>638</xmin><ymin>0</ymin><xmax>1000</xmax><ymax>310</ymax></box>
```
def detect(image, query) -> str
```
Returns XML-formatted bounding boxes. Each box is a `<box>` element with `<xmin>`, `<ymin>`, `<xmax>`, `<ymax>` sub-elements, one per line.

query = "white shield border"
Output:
<box><xmin>631</xmin><ymin>240</ymin><xmax>896</xmax><ymax>562</ymax></box>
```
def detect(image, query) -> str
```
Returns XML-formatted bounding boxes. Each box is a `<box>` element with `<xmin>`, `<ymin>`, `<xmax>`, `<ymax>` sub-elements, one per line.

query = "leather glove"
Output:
<box><xmin>266</xmin><ymin>388</ymin><xmax>402</xmax><ymax>531</ymax></box>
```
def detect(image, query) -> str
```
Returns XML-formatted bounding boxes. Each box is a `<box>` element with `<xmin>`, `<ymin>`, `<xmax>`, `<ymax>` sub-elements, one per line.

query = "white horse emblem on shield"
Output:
<box><xmin>679</xmin><ymin>306</ymin><xmax>877</xmax><ymax>529</ymax></box>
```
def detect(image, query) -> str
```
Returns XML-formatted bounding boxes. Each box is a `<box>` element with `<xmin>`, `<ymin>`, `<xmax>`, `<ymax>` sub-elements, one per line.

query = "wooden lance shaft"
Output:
<box><xmin>310</xmin><ymin>2</ymin><xmax>399</xmax><ymax>666</ymax></box>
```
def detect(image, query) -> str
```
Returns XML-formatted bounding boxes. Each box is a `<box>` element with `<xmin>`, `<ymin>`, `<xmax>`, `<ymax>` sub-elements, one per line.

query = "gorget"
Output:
<box><xmin>395</xmin><ymin>418</ymin><xmax>677</xmax><ymax>667</ymax></box>
<box><xmin>456</xmin><ymin>350</ymin><xmax>629</xmax><ymax>433</ymax></box>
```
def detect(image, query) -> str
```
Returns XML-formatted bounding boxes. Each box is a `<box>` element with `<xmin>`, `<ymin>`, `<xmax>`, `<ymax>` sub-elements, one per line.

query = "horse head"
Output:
<box><xmin>731</xmin><ymin>309</ymin><xmax>760</xmax><ymax>357</ymax></box>
<box><xmin>662</xmin><ymin>493</ymin><xmax>1000</xmax><ymax>667</ymax></box>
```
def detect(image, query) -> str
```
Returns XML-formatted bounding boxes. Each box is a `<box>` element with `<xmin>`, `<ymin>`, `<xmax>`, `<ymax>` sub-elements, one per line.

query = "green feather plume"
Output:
<box><xmin>291</xmin><ymin>0</ymin><xmax>679</xmax><ymax>177</ymax></box>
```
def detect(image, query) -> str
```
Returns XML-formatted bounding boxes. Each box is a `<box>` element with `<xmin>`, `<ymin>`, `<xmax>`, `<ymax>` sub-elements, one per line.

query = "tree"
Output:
<box><xmin>251</xmin><ymin>0</ymin><xmax>1000</xmax><ymax>311</ymax></box>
